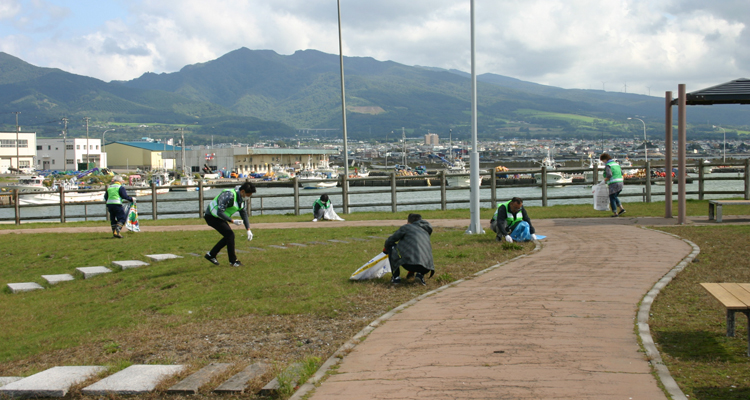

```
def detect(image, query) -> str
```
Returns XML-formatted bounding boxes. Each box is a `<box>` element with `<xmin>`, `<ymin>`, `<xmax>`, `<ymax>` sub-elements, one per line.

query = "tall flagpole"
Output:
<box><xmin>337</xmin><ymin>0</ymin><xmax>350</xmax><ymax>213</ymax></box>
<box><xmin>466</xmin><ymin>0</ymin><xmax>484</xmax><ymax>234</ymax></box>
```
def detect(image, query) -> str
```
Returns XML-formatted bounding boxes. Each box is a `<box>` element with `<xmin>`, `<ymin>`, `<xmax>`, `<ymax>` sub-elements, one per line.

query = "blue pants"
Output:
<box><xmin>609</xmin><ymin>190</ymin><xmax>622</xmax><ymax>212</ymax></box>
<box><xmin>107</xmin><ymin>204</ymin><xmax>127</xmax><ymax>230</ymax></box>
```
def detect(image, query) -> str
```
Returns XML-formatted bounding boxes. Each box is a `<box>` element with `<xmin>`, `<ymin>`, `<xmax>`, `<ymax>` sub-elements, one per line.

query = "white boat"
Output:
<box><xmin>582</xmin><ymin>157</ymin><xmax>605</xmax><ymax>183</ymax></box>
<box><xmin>535</xmin><ymin>151</ymin><xmax>573</xmax><ymax>186</ymax></box>
<box><xmin>299</xmin><ymin>170</ymin><xmax>338</xmax><ymax>189</ymax></box>
<box><xmin>3</xmin><ymin>175</ymin><xmax>49</xmax><ymax>194</ymax></box>
<box><xmin>125</xmin><ymin>171</ymin><xmax>173</xmax><ymax>196</ymax></box>
<box><xmin>18</xmin><ymin>179</ymin><xmax>104</xmax><ymax>205</ymax></box>
<box><xmin>170</xmin><ymin>176</ymin><xmax>212</xmax><ymax>192</ymax></box>
<box><xmin>445</xmin><ymin>159</ymin><xmax>471</xmax><ymax>187</ymax></box>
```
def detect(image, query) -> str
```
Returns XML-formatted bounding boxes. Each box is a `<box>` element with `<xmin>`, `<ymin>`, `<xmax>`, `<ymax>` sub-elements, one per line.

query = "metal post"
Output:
<box><xmin>336</xmin><ymin>0</ymin><xmax>350</xmax><ymax>212</ymax></box>
<box><xmin>13</xmin><ymin>112</ymin><xmax>20</xmax><ymax>173</ymax></box>
<box><xmin>541</xmin><ymin>166</ymin><xmax>548</xmax><ymax>207</ymax></box>
<box><xmin>151</xmin><ymin>182</ymin><xmax>157</xmax><ymax>220</ymax></box>
<box><xmin>490</xmin><ymin>168</ymin><xmax>497</xmax><ymax>209</ymax></box>
<box><xmin>391</xmin><ymin>171</ymin><xmax>397</xmax><ymax>213</ymax></box>
<box><xmin>592</xmin><ymin>162</ymin><xmax>599</xmax><ymax>186</ymax></box>
<box><xmin>59</xmin><ymin>185</ymin><xmax>65</xmax><ymax>223</ymax></box>
<box><xmin>698</xmin><ymin>159</ymin><xmax>705</xmax><ymax>200</ymax></box>
<box><xmin>293</xmin><ymin>176</ymin><xmax>300</xmax><ymax>215</ymax></box>
<box><xmin>744</xmin><ymin>159</ymin><xmax>750</xmax><ymax>200</ymax></box>
<box><xmin>665</xmin><ymin>91</ymin><xmax>673</xmax><ymax>218</ymax></box>
<box><xmin>440</xmin><ymin>170</ymin><xmax>447</xmax><ymax>211</ymax></box>
<box><xmin>677</xmin><ymin>84</ymin><xmax>687</xmax><ymax>225</ymax></box>
<box><xmin>645</xmin><ymin>161</ymin><xmax>651</xmax><ymax>203</ymax></box>
<box><xmin>465</xmin><ymin>0</ymin><xmax>483</xmax><ymax>234</ymax></box>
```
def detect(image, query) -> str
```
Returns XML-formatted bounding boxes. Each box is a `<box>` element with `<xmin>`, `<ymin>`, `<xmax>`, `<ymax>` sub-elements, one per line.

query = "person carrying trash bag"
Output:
<box><xmin>600</xmin><ymin>152</ymin><xmax>626</xmax><ymax>217</ymax></box>
<box><xmin>383</xmin><ymin>213</ymin><xmax>434</xmax><ymax>286</ymax></box>
<box><xmin>104</xmin><ymin>175</ymin><xmax>135</xmax><ymax>239</ymax></box>
<box><xmin>490</xmin><ymin>197</ymin><xmax>537</xmax><ymax>243</ymax></box>
<box><xmin>204</xmin><ymin>182</ymin><xmax>256</xmax><ymax>267</ymax></box>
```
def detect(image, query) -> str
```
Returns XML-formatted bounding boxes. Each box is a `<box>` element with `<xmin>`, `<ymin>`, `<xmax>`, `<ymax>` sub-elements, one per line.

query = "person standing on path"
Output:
<box><xmin>104</xmin><ymin>175</ymin><xmax>134</xmax><ymax>239</ymax></box>
<box><xmin>490</xmin><ymin>197</ymin><xmax>537</xmax><ymax>242</ymax></box>
<box><xmin>600</xmin><ymin>153</ymin><xmax>626</xmax><ymax>217</ymax></box>
<box><xmin>384</xmin><ymin>213</ymin><xmax>434</xmax><ymax>285</ymax></box>
<box><xmin>204</xmin><ymin>182</ymin><xmax>256</xmax><ymax>267</ymax></box>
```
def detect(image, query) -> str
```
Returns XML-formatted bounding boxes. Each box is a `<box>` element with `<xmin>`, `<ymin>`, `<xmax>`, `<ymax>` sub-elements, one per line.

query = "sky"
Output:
<box><xmin>1</xmin><ymin>0</ymin><xmax>749</xmax><ymax>97</ymax></box>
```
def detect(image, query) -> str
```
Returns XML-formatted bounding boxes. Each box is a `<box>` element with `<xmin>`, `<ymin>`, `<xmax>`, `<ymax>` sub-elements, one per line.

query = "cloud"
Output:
<box><xmin>0</xmin><ymin>0</ymin><xmax>749</xmax><ymax>96</ymax></box>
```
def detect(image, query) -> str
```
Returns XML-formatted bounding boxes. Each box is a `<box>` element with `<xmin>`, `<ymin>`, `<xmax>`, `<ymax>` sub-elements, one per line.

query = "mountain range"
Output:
<box><xmin>1</xmin><ymin>47</ymin><xmax>748</xmax><ymax>144</ymax></box>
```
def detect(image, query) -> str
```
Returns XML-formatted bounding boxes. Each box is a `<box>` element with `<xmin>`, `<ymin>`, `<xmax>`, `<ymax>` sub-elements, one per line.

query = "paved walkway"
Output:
<box><xmin>299</xmin><ymin>217</ymin><xmax>700</xmax><ymax>400</ymax></box>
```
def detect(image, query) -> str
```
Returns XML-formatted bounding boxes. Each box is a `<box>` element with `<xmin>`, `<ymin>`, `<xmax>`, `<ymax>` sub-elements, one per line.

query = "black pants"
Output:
<box><xmin>205</xmin><ymin>213</ymin><xmax>237</xmax><ymax>263</ymax></box>
<box><xmin>388</xmin><ymin>250</ymin><xmax>429</xmax><ymax>278</ymax></box>
<box><xmin>107</xmin><ymin>204</ymin><xmax>127</xmax><ymax>230</ymax></box>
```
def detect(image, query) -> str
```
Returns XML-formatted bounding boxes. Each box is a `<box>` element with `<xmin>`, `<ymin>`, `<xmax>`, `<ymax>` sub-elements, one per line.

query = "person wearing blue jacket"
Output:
<box><xmin>104</xmin><ymin>175</ymin><xmax>134</xmax><ymax>238</ymax></box>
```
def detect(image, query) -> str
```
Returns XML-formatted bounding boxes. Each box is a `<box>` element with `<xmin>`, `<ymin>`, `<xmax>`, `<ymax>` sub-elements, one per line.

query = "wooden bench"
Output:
<box><xmin>701</xmin><ymin>283</ymin><xmax>750</xmax><ymax>356</ymax></box>
<box><xmin>708</xmin><ymin>200</ymin><xmax>750</xmax><ymax>222</ymax></box>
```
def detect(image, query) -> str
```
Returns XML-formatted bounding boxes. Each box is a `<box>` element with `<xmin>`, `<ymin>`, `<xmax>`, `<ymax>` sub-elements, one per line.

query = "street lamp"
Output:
<box><xmin>712</xmin><ymin>125</ymin><xmax>726</xmax><ymax>163</ymax></box>
<box><xmin>628</xmin><ymin>117</ymin><xmax>647</xmax><ymax>162</ymax></box>
<box><xmin>101</xmin><ymin>129</ymin><xmax>115</xmax><ymax>147</ymax></box>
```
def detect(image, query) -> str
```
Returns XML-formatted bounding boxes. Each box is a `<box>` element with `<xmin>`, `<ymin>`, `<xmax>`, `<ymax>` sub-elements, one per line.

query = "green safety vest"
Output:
<box><xmin>494</xmin><ymin>200</ymin><xmax>524</xmax><ymax>230</ymax></box>
<box><xmin>313</xmin><ymin>199</ymin><xmax>331</xmax><ymax>211</ymax></box>
<box><xmin>208</xmin><ymin>189</ymin><xmax>244</xmax><ymax>219</ymax></box>
<box><xmin>606</xmin><ymin>161</ymin><xmax>623</xmax><ymax>185</ymax></box>
<box><xmin>106</xmin><ymin>183</ymin><xmax>123</xmax><ymax>205</ymax></box>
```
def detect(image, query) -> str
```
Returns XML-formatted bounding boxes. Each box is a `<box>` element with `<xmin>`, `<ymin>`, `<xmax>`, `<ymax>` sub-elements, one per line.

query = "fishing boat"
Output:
<box><xmin>445</xmin><ymin>159</ymin><xmax>471</xmax><ymax>187</ymax></box>
<box><xmin>2</xmin><ymin>175</ymin><xmax>49</xmax><ymax>193</ymax></box>
<box><xmin>535</xmin><ymin>151</ymin><xmax>573</xmax><ymax>186</ymax></box>
<box><xmin>125</xmin><ymin>170</ymin><xmax>173</xmax><ymax>196</ymax></box>
<box><xmin>169</xmin><ymin>175</ymin><xmax>212</xmax><ymax>192</ymax></box>
<box><xmin>18</xmin><ymin>179</ymin><xmax>104</xmax><ymax>205</ymax></box>
<box><xmin>299</xmin><ymin>170</ymin><xmax>338</xmax><ymax>189</ymax></box>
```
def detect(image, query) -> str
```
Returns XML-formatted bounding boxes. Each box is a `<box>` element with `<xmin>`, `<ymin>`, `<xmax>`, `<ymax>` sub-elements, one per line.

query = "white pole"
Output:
<box><xmin>337</xmin><ymin>0</ymin><xmax>350</xmax><ymax>211</ymax></box>
<box><xmin>466</xmin><ymin>0</ymin><xmax>483</xmax><ymax>235</ymax></box>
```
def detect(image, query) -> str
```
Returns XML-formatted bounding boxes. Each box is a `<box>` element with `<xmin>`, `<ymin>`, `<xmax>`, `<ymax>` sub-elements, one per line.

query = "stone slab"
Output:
<box><xmin>76</xmin><ymin>266</ymin><xmax>112</xmax><ymax>279</ymax></box>
<box><xmin>235</xmin><ymin>249</ymin><xmax>250</xmax><ymax>253</ymax></box>
<box><xmin>328</xmin><ymin>239</ymin><xmax>349</xmax><ymax>243</ymax></box>
<box><xmin>288</xmin><ymin>243</ymin><xmax>307</xmax><ymax>247</ymax></box>
<box><xmin>0</xmin><ymin>377</ymin><xmax>23</xmax><ymax>387</ymax></box>
<box><xmin>168</xmin><ymin>363</ymin><xmax>230</xmax><ymax>394</ymax></box>
<box><xmin>186</xmin><ymin>253</ymin><xmax>201</xmax><ymax>257</ymax></box>
<box><xmin>145</xmin><ymin>254</ymin><xmax>183</xmax><ymax>262</ymax></box>
<box><xmin>41</xmin><ymin>274</ymin><xmax>75</xmax><ymax>285</ymax></box>
<box><xmin>7</xmin><ymin>282</ymin><xmax>44</xmax><ymax>293</ymax></box>
<box><xmin>349</xmin><ymin>238</ymin><xmax>368</xmax><ymax>242</ymax></box>
<box><xmin>246</xmin><ymin>247</ymin><xmax>266</xmax><ymax>251</ymax></box>
<box><xmin>307</xmin><ymin>241</ymin><xmax>330</xmax><ymax>245</ymax></box>
<box><xmin>82</xmin><ymin>364</ymin><xmax>184</xmax><ymax>395</ymax></box>
<box><xmin>268</xmin><ymin>245</ymin><xmax>287</xmax><ymax>249</ymax></box>
<box><xmin>112</xmin><ymin>260</ymin><xmax>150</xmax><ymax>270</ymax></box>
<box><xmin>214</xmin><ymin>363</ymin><xmax>268</xmax><ymax>393</ymax></box>
<box><xmin>0</xmin><ymin>366</ymin><xmax>105</xmax><ymax>398</ymax></box>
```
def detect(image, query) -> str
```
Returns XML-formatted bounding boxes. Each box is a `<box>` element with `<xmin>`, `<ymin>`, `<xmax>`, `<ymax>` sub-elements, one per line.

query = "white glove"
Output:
<box><xmin>531</xmin><ymin>234</ymin><xmax>538</xmax><ymax>240</ymax></box>
<box><xmin>233</xmin><ymin>219</ymin><xmax>242</xmax><ymax>226</ymax></box>
<box><xmin>247</xmin><ymin>230</ymin><xmax>253</xmax><ymax>241</ymax></box>
<box><xmin>505</xmin><ymin>235</ymin><xmax>513</xmax><ymax>243</ymax></box>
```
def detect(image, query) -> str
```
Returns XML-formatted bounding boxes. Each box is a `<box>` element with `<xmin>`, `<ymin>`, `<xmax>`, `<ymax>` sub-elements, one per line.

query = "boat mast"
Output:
<box><xmin>402</xmin><ymin>127</ymin><xmax>406</xmax><ymax>166</ymax></box>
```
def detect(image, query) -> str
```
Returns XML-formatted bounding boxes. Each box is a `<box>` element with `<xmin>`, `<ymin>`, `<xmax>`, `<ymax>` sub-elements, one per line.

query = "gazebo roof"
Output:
<box><xmin>673</xmin><ymin>78</ymin><xmax>750</xmax><ymax>105</ymax></box>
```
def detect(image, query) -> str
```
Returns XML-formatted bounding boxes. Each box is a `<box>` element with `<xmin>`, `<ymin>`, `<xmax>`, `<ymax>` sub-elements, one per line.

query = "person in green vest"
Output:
<box><xmin>204</xmin><ymin>182</ymin><xmax>256</xmax><ymax>267</ymax></box>
<box><xmin>600</xmin><ymin>153</ymin><xmax>626</xmax><ymax>217</ymax></box>
<box><xmin>312</xmin><ymin>194</ymin><xmax>330</xmax><ymax>222</ymax></box>
<box><xmin>103</xmin><ymin>175</ymin><xmax>134</xmax><ymax>239</ymax></box>
<box><xmin>490</xmin><ymin>197</ymin><xmax>537</xmax><ymax>243</ymax></box>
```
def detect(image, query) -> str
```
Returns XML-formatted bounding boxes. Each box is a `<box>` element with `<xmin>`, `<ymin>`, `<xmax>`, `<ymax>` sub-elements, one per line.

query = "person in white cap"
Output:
<box><xmin>104</xmin><ymin>175</ymin><xmax>134</xmax><ymax>238</ymax></box>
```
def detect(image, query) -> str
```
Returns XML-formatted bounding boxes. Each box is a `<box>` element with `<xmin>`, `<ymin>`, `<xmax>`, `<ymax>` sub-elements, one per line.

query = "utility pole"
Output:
<box><xmin>13</xmin><ymin>112</ymin><xmax>20</xmax><ymax>173</ymax></box>
<box><xmin>61</xmin><ymin>118</ymin><xmax>68</xmax><ymax>171</ymax></box>
<box><xmin>83</xmin><ymin>117</ymin><xmax>90</xmax><ymax>169</ymax></box>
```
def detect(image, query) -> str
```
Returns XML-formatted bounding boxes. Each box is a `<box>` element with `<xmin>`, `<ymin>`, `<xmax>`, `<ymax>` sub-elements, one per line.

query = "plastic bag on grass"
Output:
<box><xmin>350</xmin><ymin>252</ymin><xmax>390</xmax><ymax>280</ymax></box>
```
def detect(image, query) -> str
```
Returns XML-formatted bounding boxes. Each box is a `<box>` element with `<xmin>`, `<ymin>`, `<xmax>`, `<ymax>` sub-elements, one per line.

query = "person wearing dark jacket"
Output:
<box><xmin>383</xmin><ymin>213</ymin><xmax>434</xmax><ymax>285</ymax></box>
<box><xmin>204</xmin><ymin>182</ymin><xmax>256</xmax><ymax>267</ymax></box>
<box><xmin>490</xmin><ymin>197</ymin><xmax>537</xmax><ymax>242</ymax></box>
<box><xmin>104</xmin><ymin>175</ymin><xmax>134</xmax><ymax>239</ymax></box>
<box><xmin>312</xmin><ymin>194</ymin><xmax>330</xmax><ymax>222</ymax></box>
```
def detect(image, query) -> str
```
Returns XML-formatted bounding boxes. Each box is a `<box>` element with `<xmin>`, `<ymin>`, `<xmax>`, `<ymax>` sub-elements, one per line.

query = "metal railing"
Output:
<box><xmin>1</xmin><ymin>159</ymin><xmax>747</xmax><ymax>224</ymax></box>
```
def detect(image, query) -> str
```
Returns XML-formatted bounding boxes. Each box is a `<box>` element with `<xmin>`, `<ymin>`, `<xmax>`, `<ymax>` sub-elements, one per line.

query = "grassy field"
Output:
<box><xmin>0</xmin><ymin>222</ymin><xmax>533</xmax><ymax>399</ymax></box>
<box><xmin>651</xmin><ymin>225</ymin><xmax>750</xmax><ymax>399</ymax></box>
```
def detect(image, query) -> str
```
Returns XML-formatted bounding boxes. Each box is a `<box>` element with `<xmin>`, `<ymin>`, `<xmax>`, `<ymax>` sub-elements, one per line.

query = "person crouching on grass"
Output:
<box><xmin>384</xmin><ymin>213</ymin><xmax>434</xmax><ymax>286</ymax></box>
<box><xmin>600</xmin><ymin>153</ymin><xmax>626</xmax><ymax>217</ymax></box>
<box><xmin>204</xmin><ymin>182</ymin><xmax>256</xmax><ymax>267</ymax></box>
<box><xmin>104</xmin><ymin>175</ymin><xmax>134</xmax><ymax>239</ymax></box>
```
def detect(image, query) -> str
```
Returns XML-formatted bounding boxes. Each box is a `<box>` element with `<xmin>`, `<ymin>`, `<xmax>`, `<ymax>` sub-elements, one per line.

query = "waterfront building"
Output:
<box><xmin>0</xmin><ymin>131</ymin><xmax>36</xmax><ymax>173</ymax></box>
<box><xmin>36</xmin><ymin>138</ymin><xmax>104</xmax><ymax>171</ymax></box>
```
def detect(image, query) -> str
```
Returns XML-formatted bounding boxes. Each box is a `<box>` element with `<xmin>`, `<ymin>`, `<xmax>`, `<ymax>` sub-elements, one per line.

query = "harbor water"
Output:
<box><xmin>1</xmin><ymin>171</ymin><xmax>745</xmax><ymax>223</ymax></box>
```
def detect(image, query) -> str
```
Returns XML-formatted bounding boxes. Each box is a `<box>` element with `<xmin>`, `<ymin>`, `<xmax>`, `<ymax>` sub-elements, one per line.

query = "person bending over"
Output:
<box><xmin>384</xmin><ymin>213</ymin><xmax>434</xmax><ymax>286</ymax></box>
<box><xmin>204</xmin><ymin>182</ymin><xmax>256</xmax><ymax>267</ymax></box>
<box><xmin>490</xmin><ymin>197</ymin><xmax>537</xmax><ymax>242</ymax></box>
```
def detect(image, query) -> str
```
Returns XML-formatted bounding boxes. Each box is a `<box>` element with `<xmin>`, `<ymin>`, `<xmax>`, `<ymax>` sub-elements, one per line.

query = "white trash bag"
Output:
<box><xmin>592</xmin><ymin>182</ymin><xmax>609</xmax><ymax>211</ymax></box>
<box><xmin>350</xmin><ymin>252</ymin><xmax>391</xmax><ymax>280</ymax></box>
<box><xmin>323</xmin><ymin>206</ymin><xmax>345</xmax><ymax>221</ymax></box>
